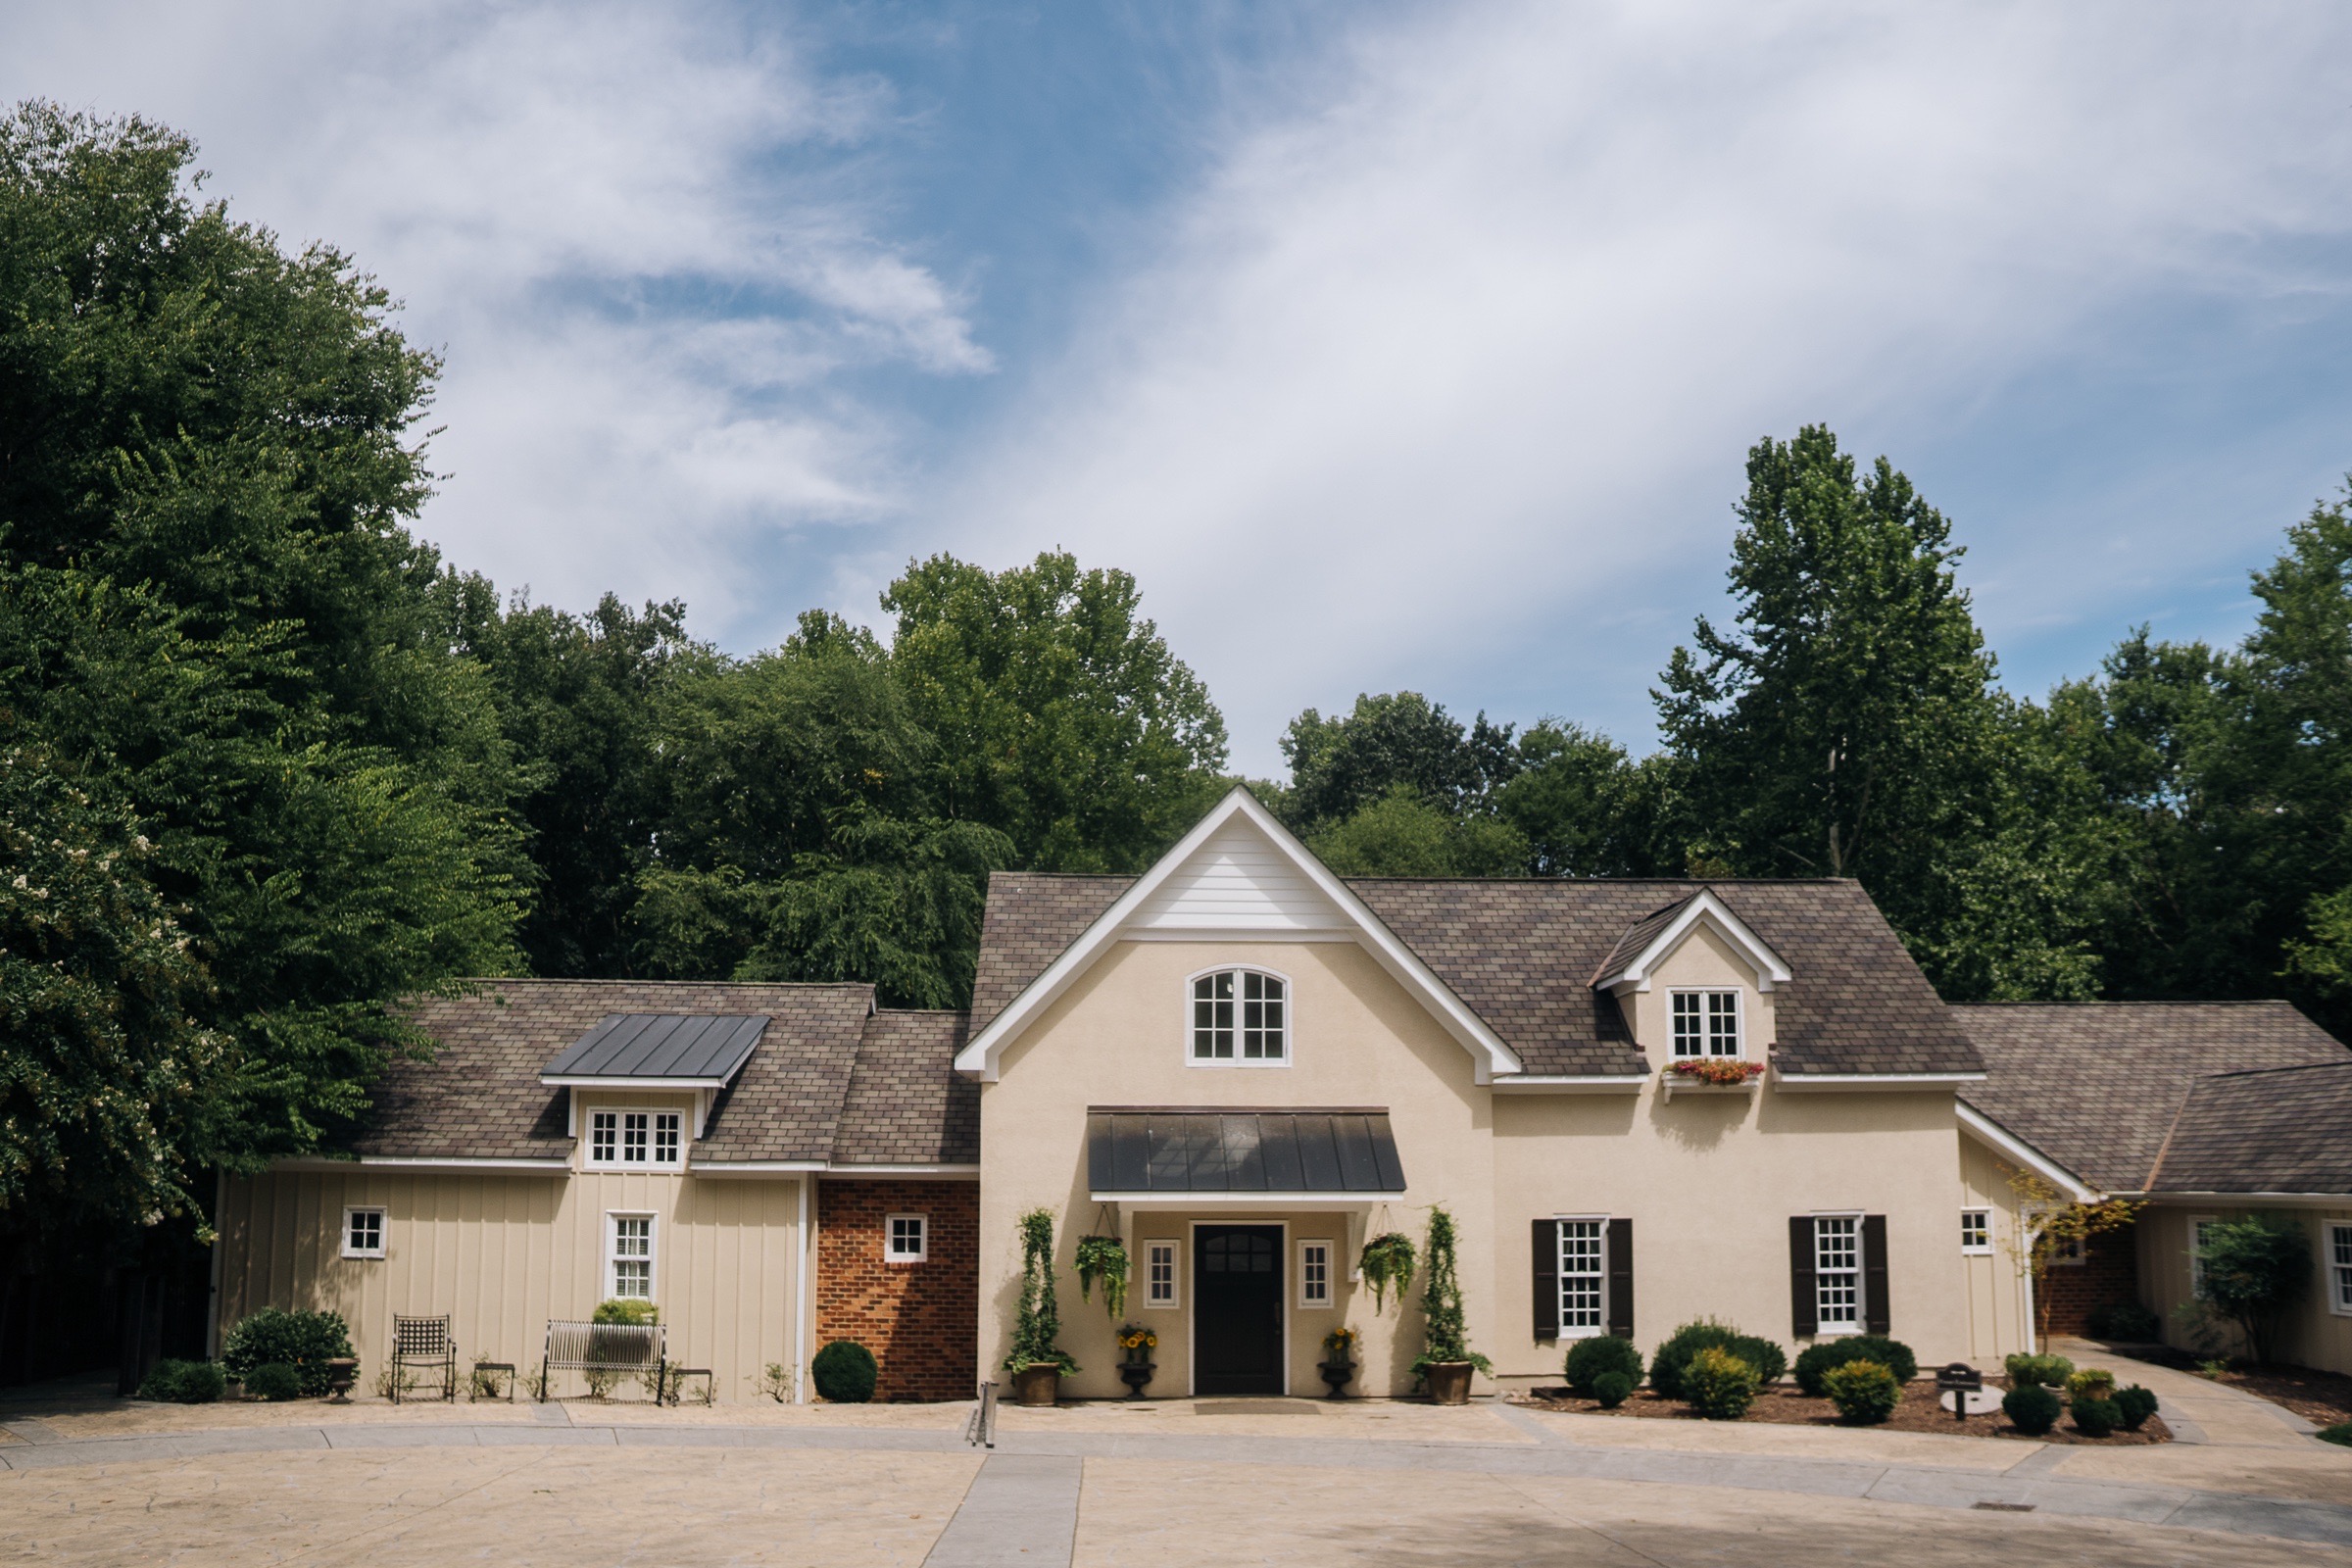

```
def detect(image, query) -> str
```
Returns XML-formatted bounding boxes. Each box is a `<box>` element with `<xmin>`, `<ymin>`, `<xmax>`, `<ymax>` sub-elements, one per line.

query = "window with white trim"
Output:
<box><xmin>608</xmin><ymin>1212</ymin><xmax>655</xmax><ymax>1299</ymax></box>
<box><xmin>2328</xmin><ymin>1222</ymin><xmax>2352</xmax><ymax>1317</ymax></box>
<box><xmin>1815</xmin><ymin>1215</ymin><xmax>1861</xmax><ymax>1331</ymax></box>
<box><xmin>2188</xmin><ymin>1214</ymin><xmax>2220</xmax><ymax>1296</ymax></box>
<box><xmin>886</xmin><ymin>1213</ymin><xmax>928</xmax><ymax>1264</ymax></box>
<box><xmin>1191</xmin><ymin>969</ymin><xmax>1287</xmax><ymax>1063</ymax></box>
<box><xmin>1558</xmin><ymin>1218</ymin><xmax>1606</xmax><ymax>1337</ymax></box>
<box><xmin>1298</xmin><ymin>1240</ymin><xmax>1333</xmax><ymax>1308</ymax></box>
<box><xmin>1960</xmin><ymin>1208</ymin><xmax>1991</xmax><ymax>1255</ymax></box>
<box><xmin>587</xmin><ymin>1108</ymin><xmax>684</xmax><ymax>1169</ymax></box>
<box><xmin>1145</xmin><ymin>1240</ymin><xmax>1179</xmax><ymax>1308</ymax></box>
<box><xmin>1670</xmin><ymin>989</ymin><xmax>1740</xmax><ymax>1057</ymax></box>
<box><xmin>342</xmin><ymin>1206</ymin><xmax>386</xmax><ymax>1259</ymax></box>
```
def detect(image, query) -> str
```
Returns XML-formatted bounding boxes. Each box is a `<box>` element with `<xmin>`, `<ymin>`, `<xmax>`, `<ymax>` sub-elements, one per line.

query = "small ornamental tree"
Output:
<box><xmin>1004</xmin><ymin>1208</ymin><xmax>1077</xmax><ymax>1374</ymax></box>
<box><xmin>2194</xmin><ymin>1214</ymin><xmax>2312</xmax><ymax>1366</ymax></box>
<box><xmin>1410</xmin><ymin>1205</ymin><xmax>1490</xmax><ymax>1379</ymax></box>
<box><xmin>2000</xmin><ymin>1167</ymin><xmax>2142</xmax><ymax>1349</ymax></box>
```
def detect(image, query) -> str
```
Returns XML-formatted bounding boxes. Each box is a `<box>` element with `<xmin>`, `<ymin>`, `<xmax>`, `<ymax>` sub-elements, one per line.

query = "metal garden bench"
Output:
<box><xmin>540</xmin><ymin>1318</ymin><xmax>665</xmax><ymax>1401</ymax></box>
<box><xmin>390</xmin><ymin>1314</ymin><xmax>457</xmax><ymax>1403</ymax></box>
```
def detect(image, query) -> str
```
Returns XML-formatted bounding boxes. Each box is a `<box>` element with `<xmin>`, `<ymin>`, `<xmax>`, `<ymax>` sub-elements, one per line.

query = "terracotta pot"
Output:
<box><xmin>1424</xmin><ymin>1361</ymin><xmax>1475</xmax><ymax>1406</ymax></box>
<box><xmin>1011</xmin><ymin>1363</ymin><xmax>1061</xmax><ymax>1407</ymax></box>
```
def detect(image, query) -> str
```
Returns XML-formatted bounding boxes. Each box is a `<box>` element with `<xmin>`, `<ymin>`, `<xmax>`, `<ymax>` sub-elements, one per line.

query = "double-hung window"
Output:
<box><xmin>1191</xmin><ymin>970</ymin><xmax>1287</xmax><ymax>1063</ymax></box>
<box><xmin>1670</xmin><ymin>990</ymin><xmax>1740</xmax><ymax>1057</ymax></box>
<box><xmin>1557</xmin><ymin>1218</ymin><xmax>1607</xmax><ymax>1336</ymax></box>
<box><xmin>608</xmin><ymin>1212</ymin><xmax>655</xmax><ymax>1299</ymax></box>
<box><xmin>1814</xmin><ymin>1215</ymin><xmax>1861</xmax><ymax>1332</ymax></box>
<box><xmin>1298</xmin><ymin>1240</ymin><xmax>1333</xmax><ymax>1308</ymax></box>
<box><xmin>2188</xmin><ymin>1215</ymin><xmax>2221</xmax><ymax>1295</ymax></box>
<box><xmin>1144</xmin><ymin>1240</ymin><xmax>1180</xmax><ymax>1308</ymax></box>
<box><xmin>587</xmin><ymin>1108</ymin><xmax>684</xmax><ymax>1169</ymax></box>
<box><xmin>342</xmin><ymin>1206</ymin><xmax>386</xmax><ymax>1259</ymax></box>
<box><xmin>886</xmin><ymin>1214</ymin><xmax>928</xmax><ymax>1264</ymax></box>
<box><xmin>1960</xmin><ymin>1208</ymin><xmax>1991</xmax><ymax>1255</ymax></box>
<box><xmin>2329</xmin><ymin>1222</ymin><xmax>2352</xmax><ymax>1317</ymax></box>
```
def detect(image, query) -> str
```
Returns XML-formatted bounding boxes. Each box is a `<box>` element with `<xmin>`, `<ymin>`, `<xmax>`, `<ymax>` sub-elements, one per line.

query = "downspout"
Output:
<box><xmin>796</xmin><ymin>1176</ymin><xmax>811</xmax><ymax>1404</ymax></box>
<box><xmin>2020</xmin><ymin>1246</ymin><xmax>2038</xmax><ymax>1356</ymax></box>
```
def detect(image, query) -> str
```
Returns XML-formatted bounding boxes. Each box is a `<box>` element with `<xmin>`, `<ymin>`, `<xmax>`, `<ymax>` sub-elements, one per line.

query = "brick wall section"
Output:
<box><xmin>2037</xmin><ymin>1223</ymin><xmax>2140</xmax><ymax>1337</ymax></box>
<box><xmin>816</xmin><ymin>1179</ymin><xmax>978</xmax><ymax>1401</ymax></box>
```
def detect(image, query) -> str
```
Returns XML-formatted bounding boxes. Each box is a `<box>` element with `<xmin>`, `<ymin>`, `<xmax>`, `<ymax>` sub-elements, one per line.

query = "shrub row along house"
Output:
<box><xmin>211</xmin><ymin>789</ymin><xmax>2352</xmax><ymax>1399</ymax></box>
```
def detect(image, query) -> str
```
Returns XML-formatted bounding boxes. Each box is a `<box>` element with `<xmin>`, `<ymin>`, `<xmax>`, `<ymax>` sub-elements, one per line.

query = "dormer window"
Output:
<box><xmin>1671</xmin><ymin>990</ymin><xmax>1740</xmax><ymax>1057</ymax></box>
<box><xmin>588</xmin><ymin>1109</ymin><xmax>683</xmax><ymax>1169</ymax></box>
<box><xmin>1191</xmin><ymin>969</ymin><xmax>1287</xmax><ymax>1064</ymax></box>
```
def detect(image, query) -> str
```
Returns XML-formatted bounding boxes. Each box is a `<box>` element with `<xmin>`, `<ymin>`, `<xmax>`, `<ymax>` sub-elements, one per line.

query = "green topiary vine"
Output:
<box><xmin>1409</xmin><ymin>1205</ymin><xmax>1491</xmax><ymax>1379</ymax></box>
<box><xmin>1004</xmin><ymin>1207</ymin><xmax>1079</xmax><ymax>1374</ymax></box>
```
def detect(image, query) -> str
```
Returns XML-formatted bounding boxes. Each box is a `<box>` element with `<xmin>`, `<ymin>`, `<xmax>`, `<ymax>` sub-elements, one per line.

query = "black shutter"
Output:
<box><xmin>1531</xmin><ymin>1219</ymin><xmax>1559</xmax><ymax>1340</ymax></box>
<box><xmin>1862</xmin><ymin>1214</ymin><xmax>1890</xmax><ymax>1335</ymax></box>
<box><xmin>1606</xmin><ymin>1218</ymin><xmax>1635</xmax><ymax>1339</ymax></box>
<box><xmin>1789</xmin><ymin>1216</ymin><xmax>1818</xmax><ymax>1338</ymax></box>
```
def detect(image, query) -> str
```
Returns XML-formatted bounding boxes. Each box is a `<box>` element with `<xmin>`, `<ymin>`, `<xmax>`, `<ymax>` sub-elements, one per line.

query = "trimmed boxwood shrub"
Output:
<box><xmin>222</xmin><ymin>1307</ymin><xmax>354</xmax><ymax>1397</ymax></box>
<box><xmin>244</xmin><ymin>1362</ymin><xmax>304</xmax><ymax>1401</ymax></box>
<box><xmin>1793</xmin><ymin>1336</ymin><xmax>1918</xmax><ymax>1397</ymax></box>
<box><xmin>1649</xmin><ymin>1321</ymin><xmax>1785</xmax><ymax>1400</ymax></box>
<box><xmin>1821</xmin><ymin>1360</ymin><xmax>1902</xmax><ymax>1424</ymax></box>
<box><xmin>2114</xmin><ymin>1385</ymin><xmax>2159</xmax><ymax>1432</ymax></box>
<box><xmin>1682</xmin><ymin>1347</ymin><xmax>1760</xmax><ymax>1420</ymax></box>
<box><xmin>2319</xmin><ymin>1422</ymin><xmax>2352</xmax><ymax>1447</ymax></box>
<box><xmin>1592</xmin><ymin>1371</ymin><xmax>1634</xmax><ymax>1409</ymax></box>
<box><xmin>2002</xmin><ymin>1352</ymin><xmax>2073</xmax><ymax>1389</ymax></box>
<box><xmin>811</xmin><ymin>1340</ymin><xmax>879</xmax><ymax>1403</ymax></box>
<box><xmin>136</xmin><ymin>1359</ymin><xmax>225</xmax><ymax>1403</ymax></box>
<box><xmin>2085</xmin><ymin>1301</ymin><xmax>2162</xmax><ymax>1342</ymax></box>
<box><xmin>2071</xmin><ymin>1396</ymin><xmax>2123</xmax><ymax>1438</ymax></box>
<box><xmin>1565</xmin><ymin>1335</ymin><xmax>1644</xmax><ymax>1396</ymax></box>
<box><xmin>2003</xmin><ymin>1383</ymin><xmax>2061</xmax><ymax>1436</ymax></box>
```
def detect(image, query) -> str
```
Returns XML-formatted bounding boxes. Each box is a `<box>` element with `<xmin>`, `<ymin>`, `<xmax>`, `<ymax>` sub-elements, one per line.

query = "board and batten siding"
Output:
<box><xmin>1956</xmin><ymin>1132</ymin><xmax>2033</xmax><ymax>1361</ymax></box>
<box><xmin>215</xmin><ymin>1168</ymin><xmax>808</xmax><ymax>1401</ymax></box>
<box><xmin>2136</xmin><ymin>1202</ymin><xmax>2352</xmax><ymax>1376</ymax></box>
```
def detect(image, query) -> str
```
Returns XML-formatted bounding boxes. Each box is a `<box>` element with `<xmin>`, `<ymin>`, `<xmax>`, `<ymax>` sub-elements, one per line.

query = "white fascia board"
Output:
<box><xmin>2131</xmin><ymin>1190</ymin><xmax>2352</xmax><ymax>1207</ymax></box>
<box><xmin>822</xmin><ymin>1164</ymin><xmax>982</xmax><ymax>1180</ymax></box>
<box><xmin>1090</xmin><ymin>1192</ymin><xmax>1404</xmax><ymax>1210</ymax></box>
<box><xmin>1596</xmin><ymin>889</ymin><xmax>1793</xmax><ymax>994</ymax></box>
<box><xmin>1491</xmin><ymin>1076</ymin><xmax>1647</xmax><ymax>1096</ymax></box>
<box><xmin>954</xmin><ymin>786</ymin><xmax>1521</xmax><ymax>1083</ymax></box>
<box><xmin>540</xmin><ymin>1075</ymin><xmax>733</xmax><ymax>1092</ymax></box>
<box><xmin>1956</xmin><ymin>1102</ymin><xmax>2096</xmax><ymax>1202</ymax></box>
<box><xmin>270</xmin><ymin>1155</ymin><xmax>572</xmax><ymax>1176</ymax></box>
<box><xmin>1772</xmin><ymin>1071</ymin><xmax>1986</xmax><ymax>1092</ymax></box>
<box><xmin>692</xmin><ymin>1160</ymin><xmax>827</xmax><ymax>1179</ymax></box>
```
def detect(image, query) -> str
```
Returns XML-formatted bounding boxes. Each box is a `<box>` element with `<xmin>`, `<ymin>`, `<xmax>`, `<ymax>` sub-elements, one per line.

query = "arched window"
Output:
<box><xmin>1191</xmin><ymin>969</ymin><xmax>1287</xmax><ymax>1064</ymax></box>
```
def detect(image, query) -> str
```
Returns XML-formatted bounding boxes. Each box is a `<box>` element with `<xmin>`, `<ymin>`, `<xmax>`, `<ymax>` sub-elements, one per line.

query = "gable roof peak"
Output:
<box><xmin>1591</xmin><ymin>885</ymin><xmax>1792</xmax><ymax>995</ymax></box>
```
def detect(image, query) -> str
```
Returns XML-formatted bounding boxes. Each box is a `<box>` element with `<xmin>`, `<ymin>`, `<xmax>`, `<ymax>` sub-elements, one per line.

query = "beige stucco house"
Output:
<box><xmin>210</xmin><ymin>787</ymin><xmax>2352</xmax><ymax>1400</ymax></box>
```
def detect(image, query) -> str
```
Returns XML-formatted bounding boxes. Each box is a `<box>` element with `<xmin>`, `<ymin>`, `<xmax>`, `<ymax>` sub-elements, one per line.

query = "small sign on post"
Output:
<box><xmin>1936</xmin><ymin>1361</ymin><xmax>1984</xmax><ymax>1422</ymax></box>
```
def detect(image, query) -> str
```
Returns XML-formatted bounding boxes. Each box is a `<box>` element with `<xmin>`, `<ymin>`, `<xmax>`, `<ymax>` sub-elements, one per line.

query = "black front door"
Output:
<box><xmin>1195</xmin><ymin>1225</ymin><xmax>1283</xmax><ymax>1395</ymax></box>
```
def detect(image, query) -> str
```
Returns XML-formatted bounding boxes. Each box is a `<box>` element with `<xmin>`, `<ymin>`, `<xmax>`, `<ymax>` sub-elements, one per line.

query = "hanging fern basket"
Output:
<box><xmin>1073</xmin><ymin>1236</ymin><xmax>1131</xmax><ymax>1320</ymax></box>
<box><xmin>1358</xmin><ymin>1232</ymin><xmax>1418</xmax><ymax>1316</ymax></box>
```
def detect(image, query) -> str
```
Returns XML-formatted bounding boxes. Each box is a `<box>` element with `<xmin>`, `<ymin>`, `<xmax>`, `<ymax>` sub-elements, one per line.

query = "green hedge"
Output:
<box><xmin>244</xmin><ymin>1362</ymin><xmax>304</xmax><ymax>1401</ymax></box>
<box><xmin>135</xmin><ymin>1359</ymin><xmax>224</xmax><ymax>1403</ymax></box>
<box><xmin>221</xmin><ymin>1308</ymin><xmax>353</xmax><ymax>1397</ymax></box>
<box><xmin>1793</xmin><ymin>1336</ymin><xmax>1917</xmax><ymax>1396</ymax></box>
<box><xmin>1648</xmin><ymin>1321</ymin><xmax>1785</xmax><ymax>1400</ymax></box>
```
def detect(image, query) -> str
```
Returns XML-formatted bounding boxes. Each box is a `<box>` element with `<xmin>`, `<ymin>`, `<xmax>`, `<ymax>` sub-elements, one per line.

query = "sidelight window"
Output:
<box><xmin>1145</xmin><ymin>1240</ymin><xmax>1180</xmax><ymax>1308</ymax></box>
<box><xmin>1190</xmin><ymin>969</ymin><xmax>1288</xmax><ymax>1064</ymax></box>
<box><xmin>1298</xmin><ymin>1240</ymin><xmax>1333</xmax><ymax>1308</ymax></box>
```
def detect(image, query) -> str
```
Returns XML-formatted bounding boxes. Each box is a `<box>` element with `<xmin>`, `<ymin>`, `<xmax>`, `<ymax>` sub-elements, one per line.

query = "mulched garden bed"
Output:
<box><xmin>2107</xmin><ymin>1346</ymin><xmax>2352</xmax><ymax>1430</ymax></box>
<box><xmin>1514</xmin><ymin>1379</ymin><xmax>2171</xmax><ymax>1445</ymax></box>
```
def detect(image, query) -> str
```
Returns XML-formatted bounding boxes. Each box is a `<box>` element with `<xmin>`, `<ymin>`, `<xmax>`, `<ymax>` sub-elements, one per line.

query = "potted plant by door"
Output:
<box><xmin>1319</xmin><ymin>1327</ymin><xmax>1358</xmax><ymax>1398</ymax></box>
<box><xmin>1411</xmin><ymin>1206</ymin><xmax>1492</xmax><ymax>1405</ymax></box>
<box><xmin>1116</xmin><ymin>1324</ymin><xmax>1157</xmax><ymax>1398</ymax></box>
<box><xmin>1004</xmin><ymin>1208</ymin><xmax>1079</xmax><ymax>1406</ymax></box>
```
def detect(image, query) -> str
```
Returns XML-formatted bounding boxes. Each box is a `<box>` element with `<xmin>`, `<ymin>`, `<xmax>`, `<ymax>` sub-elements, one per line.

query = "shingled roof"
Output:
<box><xmin>2146</xmin><ymin>1061</ymin><xmax>2352</xmax><ymax>1196</ymax></box>
<box><xmin>1953</xmin><ymin>1002</ymin><xmax>2350</xmax><ymax>1193</ymax></box>
<box><xmin>357</xmin><ymin>979</ymin><xmax>974</xmax><ymax>1167</ymax></box>
<box><xmin>971</xmin><ymin>872</ymin><xmax>1981</xmax><ymax>1078</ymax></box>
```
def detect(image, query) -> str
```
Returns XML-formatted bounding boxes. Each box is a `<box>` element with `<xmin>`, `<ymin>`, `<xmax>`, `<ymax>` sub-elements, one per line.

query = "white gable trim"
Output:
<box><xmin>1957</xmin><ymin>1102</ymin><xmax>2097</xmax><ymax>1203</ymax></box>
<box><xmin>954</xmin><ymin>787</ymin><xmax>1522</xmax><ymax>1083</ymax></box>
<box><xmin>1595</xmin><ymin>888</ymin><xmax>1792</xmax><ymax>995</ymax></box>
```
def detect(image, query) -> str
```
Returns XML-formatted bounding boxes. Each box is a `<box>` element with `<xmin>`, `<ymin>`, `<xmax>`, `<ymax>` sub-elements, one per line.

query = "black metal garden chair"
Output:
<box><xmin>390</xmin><ymin>1313</ymin><xmax>458</xmax><ymax>1402</ymax></box>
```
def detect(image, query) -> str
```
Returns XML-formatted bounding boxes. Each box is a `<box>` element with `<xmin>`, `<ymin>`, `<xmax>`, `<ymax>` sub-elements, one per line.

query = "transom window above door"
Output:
<box><xmin>1670</xmin><ymin>990</ymin><xmax>1740</xmax><ymax>1057</ymax></box>
<box><xmin>1191</xmin><ymin>969</ymin><xmax>1288</xmax><ymax>1064</ymax></box>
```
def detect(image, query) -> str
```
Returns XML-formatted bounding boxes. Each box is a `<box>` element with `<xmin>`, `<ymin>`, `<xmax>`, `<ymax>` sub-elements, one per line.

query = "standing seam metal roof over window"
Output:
<box><xmin>541</xmin><ymin>1014</ymin><xmax>769</xmax><ymax>1084</ymax></box>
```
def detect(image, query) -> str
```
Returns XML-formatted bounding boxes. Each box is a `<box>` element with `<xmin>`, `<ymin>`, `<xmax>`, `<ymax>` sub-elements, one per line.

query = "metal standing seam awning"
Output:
<box><xmin>539</xmin><ymin>1014</ymin><xmax>771</xmax><ymax>1139</ymax></box>
<box><xmin>1086</xmin><ymin>1108</ymin><xmax>1406</xmax><ymax>1207</ymax></box>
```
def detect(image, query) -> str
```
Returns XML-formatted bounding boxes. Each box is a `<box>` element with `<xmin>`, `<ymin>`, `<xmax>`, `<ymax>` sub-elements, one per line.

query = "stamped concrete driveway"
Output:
<box><xmin>2</xmin><ymin>1357</ymin><xmax>2346</xmax><ymax>1568</ymax></box>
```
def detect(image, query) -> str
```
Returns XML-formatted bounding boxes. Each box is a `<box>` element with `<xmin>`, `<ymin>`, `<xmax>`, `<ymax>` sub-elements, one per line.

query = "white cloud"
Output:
<box><xmin>941</xmin><ymin>1</ymin><xmax>2352</xmax><ymax>770</ymax></box>
<box><xmin>1</xmin><ymin>0</ymin><xmax>988</xmax><ymax>620</ymax></box>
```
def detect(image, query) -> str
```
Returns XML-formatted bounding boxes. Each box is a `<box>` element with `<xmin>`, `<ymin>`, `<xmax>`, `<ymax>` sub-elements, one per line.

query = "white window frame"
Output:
<box><xmin>606</xmin><ymin>1211</ymin><xmax>656</xmax><ymax>1300</ymax></box>
<box><xmin>1960</xmin><ymin>1208</ymin><xmax>1991</xmax><ymax>1256</ymax></box>
<box><xmin>1669</xmin><ymin>988</ymin><xmax>1740</xmax><ymax>1058</ymax></box>
<box><xmin>1813</xmin><ymin>1212</ymin><xmax>1863</xmax><ymax>1334</ymax></box>
<box><xmin>2186</xmin><ymin>1213</ymin><xmax>2221</xmax><ymax>1297</ymax></box>
<box><xmin>585</xmin><ymin>1106</ymin><xmax>686</xmax><ymax>1171</ymax></box>
<box><xmin>1298</xmin><ymin>1239</ymin><xmax>1334</xmax><ymax>1309</ymax></box>
<box><xmin>885</xmin><ymin>1213</ymin><xmax>928</xmax><ymax>1265</ymax></box>
<box><xmin>341</xmin><ymin>1206</ymin><xmax>386</xmax><ymax>1260</ymax></box>
<box><xmin>2328</xmin><ymin>1221</ymin><xmax>2352</xmax><ymax>1318</ymax></box>
<box><xmin>1144</xmin><ymin>1239</ymin><xmax>1180</xmax><ymax>1309</ymax></box>
<box><xmin>1186</xmin><ymin>966</ymin><xmax>1293</xmax><ymax>1068</ymax></box>
<box><xmin>1556</xmin><ymin>1215</ymin><xmax>1608</xmax><ymax>1339</ymax></box>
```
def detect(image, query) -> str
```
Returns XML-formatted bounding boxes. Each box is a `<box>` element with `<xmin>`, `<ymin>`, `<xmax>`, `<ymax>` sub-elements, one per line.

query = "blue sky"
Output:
<box><xmin>7</xmin><ymin>2</ymin><xmax>2350</xmax><ymax>775</ymax></box>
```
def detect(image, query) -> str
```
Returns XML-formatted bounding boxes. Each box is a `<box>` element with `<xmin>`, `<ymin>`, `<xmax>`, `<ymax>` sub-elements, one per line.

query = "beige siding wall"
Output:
<box><xmin>1956</xmin><ymin>1132</ymin><xmax>2034</xmax><ymax>1362</ymax></box>
<box><xmin>2137</xmin><ymin>1202</ymin><xmax>2352</xmax><ymax>1375</ymax></box>
<box><xmin>217</xmin><ymin>1166</ymin><xmax>808</xmax><ymax>1401</ymax></box>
